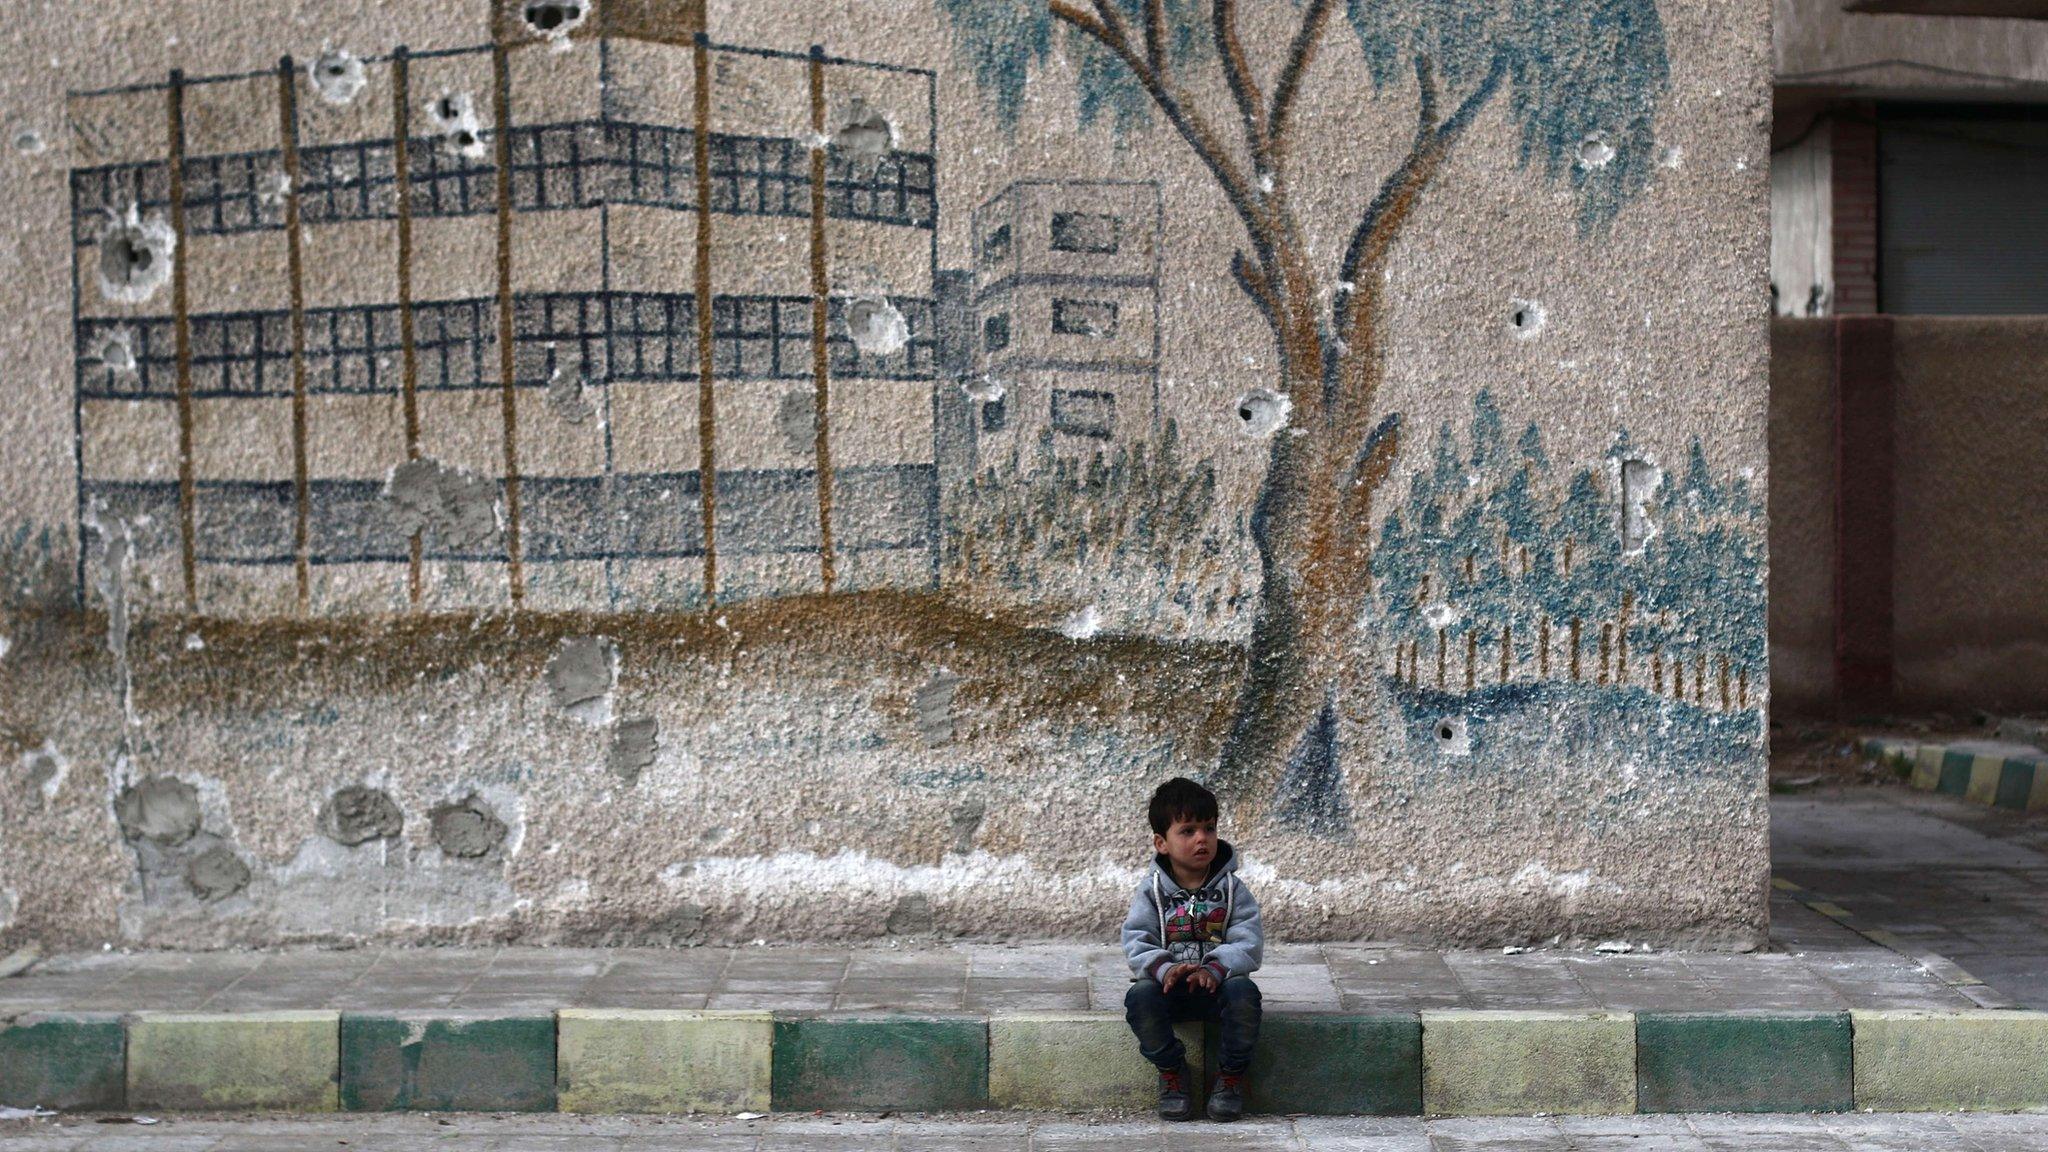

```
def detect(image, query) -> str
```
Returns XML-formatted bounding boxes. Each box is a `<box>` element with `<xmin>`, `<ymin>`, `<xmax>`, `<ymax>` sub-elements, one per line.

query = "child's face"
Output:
<box><xmin>1153</xmin><ymin>814</ymin><xmax>1218</xmax><ymax>877</ymax></box>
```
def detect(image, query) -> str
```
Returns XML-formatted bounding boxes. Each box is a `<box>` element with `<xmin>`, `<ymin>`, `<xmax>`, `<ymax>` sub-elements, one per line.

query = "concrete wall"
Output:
<box><xmin>0</xmin><ymin>0</ymin><xmax>1772</xmax><ymax>951</ymax></box>
<box><xmin>1769</xmin><ymin>317</ymin><xmax>2048</xmax><ymax>715</ymax></box>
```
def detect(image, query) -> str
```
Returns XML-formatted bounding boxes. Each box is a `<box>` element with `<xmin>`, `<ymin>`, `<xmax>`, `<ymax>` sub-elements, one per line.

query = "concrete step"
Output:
<box><xmin>6</xmin><ymin>1005</ymin><xmax>2048</xmax><ymax>1117</ymax></box>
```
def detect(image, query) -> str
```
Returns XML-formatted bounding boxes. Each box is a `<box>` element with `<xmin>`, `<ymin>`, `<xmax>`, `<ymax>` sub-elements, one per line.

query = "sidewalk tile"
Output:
<box><xmin>128</xmin><ymin>1011</ymin><xmax>339</xmax><ymax>1112</ymax></box>
<box><xmin>772</xmin><ymin>1016</ymin><xmax>987</xmax><ymax>1112</ymax></box>
<box><xmin>1635</xmin><ymin>1012</ymin><xmax>1852</xmax><ymax>1113</ymax></box>
<box><xmin>0</xmin><ymin>1013</ymin><xmax>127</xmax><ymax>1111</ymax></box>
<box><xmin>557</xmin><ymin>1009</ymin><xmax>771</xmax><ymax>1114</ymax></box>
<box><xmin>339</xmin><ymin>1013</ymin><xmax>555</xmax><ymax>1112</ymax></box>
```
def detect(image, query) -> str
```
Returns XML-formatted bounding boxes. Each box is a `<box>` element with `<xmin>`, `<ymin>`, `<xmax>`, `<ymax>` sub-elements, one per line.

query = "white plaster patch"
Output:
<box><xmin>843</xmin><ymin>295</ymin><xmax>910</xmax><ymax>356</ymax></box>
<box><xmin>1511</xmin><ymin>861</ymin><xmax>1593</xmax><ymax>900</ymax></box>
<box><xmin>21</xmin><ymin>740</ymin><xmax>70</xmax><ymax>807</ymax></box>
<box><xmin>1058</xmin><ymin>605</ymin><xmax>1102</xmax><ymax>640</ymax></box>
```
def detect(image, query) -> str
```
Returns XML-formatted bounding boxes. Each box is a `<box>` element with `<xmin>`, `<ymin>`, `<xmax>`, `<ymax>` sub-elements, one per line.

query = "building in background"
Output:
<box><xmin>1769</xmin><ymin>0</ymin><xmax>2048</xmax><ymax>714</ymax></box>
<box><xmin>67</xmin><ymin>0</ymin><xmax>942</xmax><ymax>618</ymax></box>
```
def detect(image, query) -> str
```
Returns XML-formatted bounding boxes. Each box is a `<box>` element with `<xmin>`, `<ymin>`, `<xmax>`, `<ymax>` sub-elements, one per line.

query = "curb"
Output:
<box><xmin>1862</xmin><ymin>737</ymin><xmax>2048</xmax><ymax>812</ymax></box>
<box><xmin>4</xmin><ymin>1008</ymin><xmax>2047</xmax><ymax>1116</ymax></box>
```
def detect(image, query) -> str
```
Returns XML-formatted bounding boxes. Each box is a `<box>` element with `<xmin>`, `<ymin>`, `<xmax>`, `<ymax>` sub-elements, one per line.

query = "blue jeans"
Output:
<box><xmin>1124</xmin><ymin>974</ymin><xmax>1262</xmax><ymax>1074</ymax></box>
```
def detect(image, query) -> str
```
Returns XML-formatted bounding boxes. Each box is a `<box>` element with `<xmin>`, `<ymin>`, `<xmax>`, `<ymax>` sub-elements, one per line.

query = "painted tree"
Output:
<box><xmin>939</xmin><ymin>0</ymin><xmax>1669</xmax><ymax>822</ymax></box>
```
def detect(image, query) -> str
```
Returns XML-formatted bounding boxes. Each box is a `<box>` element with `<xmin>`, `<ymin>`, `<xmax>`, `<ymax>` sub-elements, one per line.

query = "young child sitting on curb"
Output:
<box><xmin>1121</xmin><ymin>776</ymin><xmax>1263</xmax><ymax>1122</ymax></box>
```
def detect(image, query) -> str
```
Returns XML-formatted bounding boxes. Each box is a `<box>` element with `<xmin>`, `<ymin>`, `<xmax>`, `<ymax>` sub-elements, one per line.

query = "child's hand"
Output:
<box><xmin>1185</xmin><ymin>965</ymin><xmax>1220</xmax><ymax>993</ymax></box>
<box><xmin>1159</xmin><ymin>963</ymin><xmax>1197</xmax><ymax>991</ymax></box>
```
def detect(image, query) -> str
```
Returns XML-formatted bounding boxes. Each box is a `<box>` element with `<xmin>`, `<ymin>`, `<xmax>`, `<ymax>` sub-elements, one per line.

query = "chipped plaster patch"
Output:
<box><xmin>1059</xmin><ymin>605</ymin><xmax>1102</xmax><ymax>640</ymax></box>
<box><xmin>546</xmin><ymin>636</ymin><xmax>618</xmax><ymax>725</ymax></box>
<box><xmin>843</xmin><ymin>294</ymin><xmax>910</xmax><ymax>356</ymax></box>
<box><xmin>607</xmin><ymin>716</ymin><xmax>659</xmax><ymax>784</ymax></box>
<box><xmin>20</xmin><ymin>741</ymin><xmax>68</xmax><ymax>810</ymax></box>
<box><xmin>384</xmin><ymin>457</ymin><xmax>501</xmax><ymax>551</ymax></box>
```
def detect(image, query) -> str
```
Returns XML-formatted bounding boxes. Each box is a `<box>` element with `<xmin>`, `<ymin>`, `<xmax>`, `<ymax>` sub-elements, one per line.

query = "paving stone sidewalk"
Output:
<box><xmin>0</xmin><ymin>896</ymin><xmax>1975</xmax><ymax>1017</ymax></box>
<box><xmin>6</xmin><ymin>1111</ymin><xmax>2048</xmax><ymax>1151</ymax></box>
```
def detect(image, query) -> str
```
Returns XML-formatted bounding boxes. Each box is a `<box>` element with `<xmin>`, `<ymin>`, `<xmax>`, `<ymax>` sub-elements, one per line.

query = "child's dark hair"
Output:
<box><xmin>1148</xmin><ymin>777</ymin><xmax>1219</xmax><ymax>835</ymax></box>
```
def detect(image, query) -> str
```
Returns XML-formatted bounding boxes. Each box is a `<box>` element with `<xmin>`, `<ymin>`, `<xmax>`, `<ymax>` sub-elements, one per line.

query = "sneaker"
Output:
<box><xmin>1206</xmin><ymin>1069</ymin><xmax>1246</xmax><ymax>1122</ymax></box>
<box><xmin>1156</xmin><ymin>1063</ymin><xmax>1194</xmax><ymax>1121</ymax></box>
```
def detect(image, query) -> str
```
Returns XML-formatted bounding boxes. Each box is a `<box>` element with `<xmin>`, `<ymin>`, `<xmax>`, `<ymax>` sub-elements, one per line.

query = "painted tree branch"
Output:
<box><xmin>1268</xmin><ymin>0</ymin><xmax>1335</xmax><ymax>163</ymax></box>
<box><xmin>1051</xmin><ymin>0</ymin><xmax>1277</xmax><ymax>276</ymax></box>
<box><xmin>1213</xmin><ymin>0</ymin><xmax>1270</xmax><ymax>168</ymax></box>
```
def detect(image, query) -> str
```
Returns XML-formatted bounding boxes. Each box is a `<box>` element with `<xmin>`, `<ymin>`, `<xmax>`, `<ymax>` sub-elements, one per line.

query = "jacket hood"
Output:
<box><xmin>1150</xmin><ymin>839</ymin><xmax>1239</xmax><ymax>890</ymax></box>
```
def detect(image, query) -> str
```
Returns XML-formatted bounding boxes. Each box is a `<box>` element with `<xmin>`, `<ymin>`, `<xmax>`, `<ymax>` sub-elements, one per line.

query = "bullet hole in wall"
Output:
<box><xmin>310</xmin><ymin>49</ymin><xmax>366</xmax><ymax>106</ymax></box>
<box><xmin>1509</xmin><ymin>298</ymin><xmax>1546</xmax><ymax>340</ymax></box>
<box><xmin>319</xmin><ymin>785</ymin><xmax>404</xmax><ymax>847</ymax></box>
<box><xmin>87</xmin><ymin>326</ymin><xmax>138</xmax><ymax>376</ymax></box>
<box><xmin>1577</xmin><ymin>132</ymin><xmax>1616</xmax><ymax>170</ymax></box>
<box><xmin>843</xmin><ymin>295</ymin><xmax>910</xmax><ymax>357</ymax></box>
<box><xmin>430</xmin><ymin>796</ymin><xmax>509</xmax><ymax>858</ymax></box>
<box><xmin>97</xmin><ymin>211</ymin><xmax>176</xmax><ymax>305</ymax></box>
<box><xmin>1234</xmin><ymin>388</ymin><xmax>1290</xmax><ymax>438</ymax></box>
<box><xmin>426</xmin><ymin>92</ymin><xmax>488</xmax><ymax>159</ymax></box>
<box><xmin>1434</xmin><ymin>715</ymin><xmax>1472</xmax><ymax>757</ymax></box>
<box><xmin>521</xmin><ymin>0</ymin><xmax>589</xmax><ymax>37</ymax></box>
<box><xmin>186</xmin><ymin>845</ymin><xmax>250</xmax><ymax>901</ymax></box>
<box><xmin>831</xmin><ymin>97</ymin><xmax>894</xmax><ymax>176</ymax></box>
<box><xmin>115</xmin><ymin>776</ymin><xmax>202</xmax><ymax>845</ymax></box>
<box><xmin>13</xmin><ymin>128</ymin><xmax>45</xmax><ymax>155</ymax></box>
<box><xmin>255</xmin><ymin>168</ymin><xmax>291</xmax><ymax>211</ymax></box>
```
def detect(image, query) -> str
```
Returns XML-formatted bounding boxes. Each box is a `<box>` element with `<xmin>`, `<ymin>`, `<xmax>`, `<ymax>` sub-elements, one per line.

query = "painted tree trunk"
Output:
<box><xmin>1212</xmin><ymin>353</ymin><xmax>1393</xmax><ymax>826</ymax></box>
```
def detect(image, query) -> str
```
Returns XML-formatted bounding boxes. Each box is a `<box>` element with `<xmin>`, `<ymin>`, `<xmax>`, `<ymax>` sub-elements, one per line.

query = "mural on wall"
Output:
<box><xmin>937</xmin><ymin>0</ymin><xmax>1674</xmax><ymax>822</ymax></box>
<box><xmin>45</xmin><ymin>0</ymin><xmax>1721</xmax><ymax>853</ymax></box>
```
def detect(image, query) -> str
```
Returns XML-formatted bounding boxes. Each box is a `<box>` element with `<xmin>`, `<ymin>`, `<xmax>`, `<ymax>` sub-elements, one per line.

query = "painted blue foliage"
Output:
<box><xmin>1349</xmin><ymin>0</ymin><xmax>1671</xmax><ymax>229</ymax></box>
<box><xmin>931</xmin><ymin>0</ymin><xmax>1055</xmax><ymax>130</ymax></box>
<box><xmin>1371</xmin><ymin>389</ymin><xmax>1765</xmax><ymax>697</ymax></box>
<box><xmin>933</xmin><ymin>0</ymin><xmax>1210</xmax><ymax>134</ymax></box>
<box><xmin>939</xmin><ymin>0</ymin><xmax>1670</xmax><ymax>226</ymax></box>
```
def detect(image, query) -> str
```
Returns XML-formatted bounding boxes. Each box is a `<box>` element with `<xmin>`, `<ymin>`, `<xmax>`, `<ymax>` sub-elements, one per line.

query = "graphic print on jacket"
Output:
<box><xmin>1160</xmin><ymin>881</ymin><xmax>1231</xmax><ymax>964</ymax></box>
<box><xmin>1121</xmin><ymin>840</ymin><xmax>1266</xmax><ymax>981</ymax></box>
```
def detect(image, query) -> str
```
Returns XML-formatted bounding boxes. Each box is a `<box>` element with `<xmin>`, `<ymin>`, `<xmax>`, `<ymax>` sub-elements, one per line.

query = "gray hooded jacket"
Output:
<box><xmin>1121</xmin><ymin>840</ymin><xmax>1263</xmax><ymax>984</ymax></box>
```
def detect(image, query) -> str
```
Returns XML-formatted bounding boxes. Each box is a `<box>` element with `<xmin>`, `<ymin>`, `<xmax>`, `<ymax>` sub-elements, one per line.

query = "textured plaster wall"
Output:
<box><xmin>0</xmin><ymin>0</ymin><xmax>1772</xmax><ymax>950</ymax></box>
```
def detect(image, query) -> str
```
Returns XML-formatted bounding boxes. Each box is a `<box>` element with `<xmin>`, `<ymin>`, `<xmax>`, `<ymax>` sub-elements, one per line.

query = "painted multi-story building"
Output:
<box><xmin>67</xmin><ymin>0</ymin><xmax>941</xmax><ymax>616</ymax></box>
<box><xmin>965</xmin><ymin>180</ymin><xmax>1162</xmax><ymax>461</ymax></box>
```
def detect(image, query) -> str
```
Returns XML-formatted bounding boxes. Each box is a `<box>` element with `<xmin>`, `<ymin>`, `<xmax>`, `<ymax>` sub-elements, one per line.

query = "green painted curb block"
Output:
<box><xmin>0</xmin><ymin>1014</ymin><xmax>126</xmax><ymax>1111</ymax></box>
<box><xmin>987</xmin><ymin>1014</ymin><xmax>1203</xmax><ymax>1111</ymax></box>
<box><xmin>773</xmin><ymin>1016</ymin><xmax>988</xmax><ymax>1113</ymax></box>
<box><xmin>127</xmin><ymin>1011</ymin><xmax>339</xmax><ymax>1112</ymax></box>
<box><xmin>1636</xmin><ymin>1012</ymin><xmax>1851</xmax><ymax>1114</ymax></box>
<box><xmin>1853</xmin><ymin>1009</ymin><xmax>2048</xmax><ymax>1111</ymax></box>
<box><xmin>339</xmin><ymin>1014</ymin><xmax>555</xmax><ymax>1112</ymax></box>
<box><xmin>1422</xmin><ymin>1011</ymin><xmax>1635</xmax><ymax>1116</ymax></box>
<box><xmin>557</xmin><ymin>1010</ymin><xmax>772</xmax><ymax>1114</ymax></box>
<box><xmin>1243</xmin><ymin>1014</ymin><xmax>1421</xmax><ymax>1116</ymax></box>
